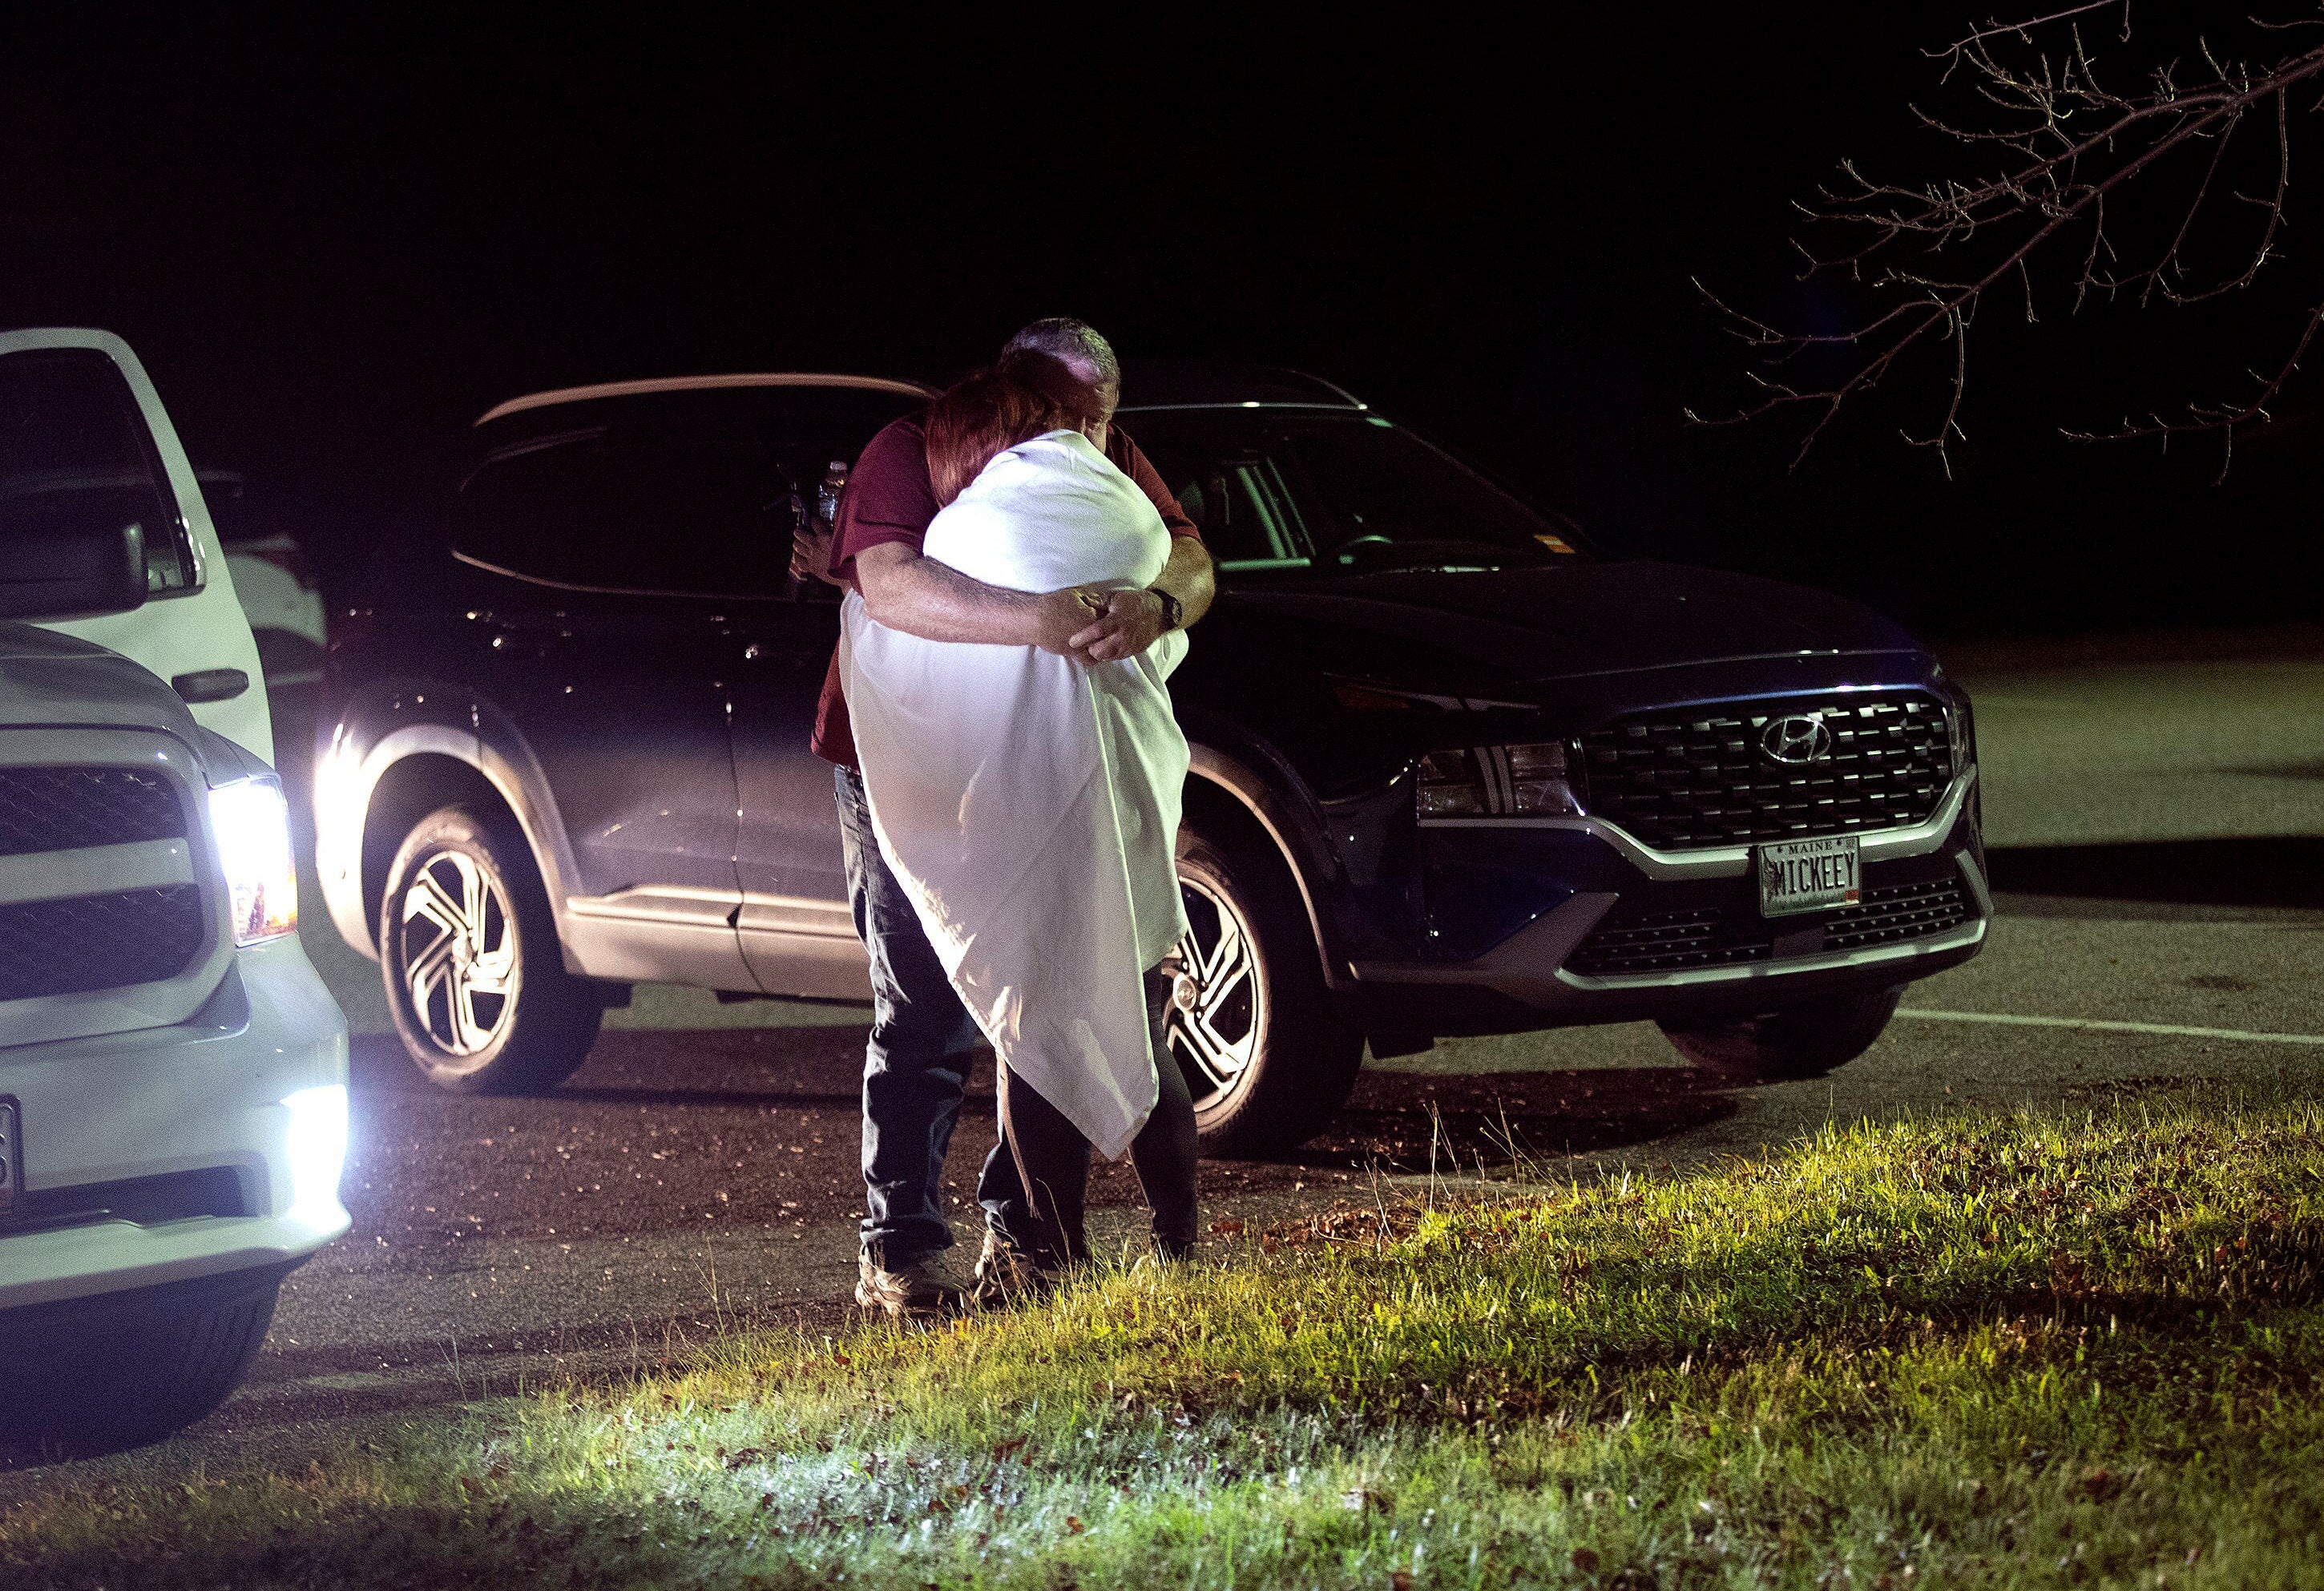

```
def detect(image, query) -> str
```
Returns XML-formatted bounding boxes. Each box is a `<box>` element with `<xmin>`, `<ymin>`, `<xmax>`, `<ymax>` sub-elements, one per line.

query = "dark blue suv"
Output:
<box><xmin>316</xmin><ymin>365</ymin><xmax>1985</xmax><ymax>1155</ymax></box>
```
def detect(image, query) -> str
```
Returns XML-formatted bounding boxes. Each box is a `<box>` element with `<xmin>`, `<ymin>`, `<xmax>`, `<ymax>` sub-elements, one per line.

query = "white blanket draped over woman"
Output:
<box><xmin>840</xmin><ymin>430</ymin><xmax>1190</xmax><ymax>1160</ymax></box>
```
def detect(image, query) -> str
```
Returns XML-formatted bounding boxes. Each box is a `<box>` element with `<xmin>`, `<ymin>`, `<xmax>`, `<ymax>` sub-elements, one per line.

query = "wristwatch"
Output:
<box><xmin>1148</xmin><ymin>587</ymin><xmax>1184</xmax><ymax>631</ymax></box>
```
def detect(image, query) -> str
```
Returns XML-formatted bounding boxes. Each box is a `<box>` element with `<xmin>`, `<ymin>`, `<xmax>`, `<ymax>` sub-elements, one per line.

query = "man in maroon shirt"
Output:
<box><xmin>797</xmin><ymin>319</ymin><xmax>1216</xmax><ymax>1315</ymax></box>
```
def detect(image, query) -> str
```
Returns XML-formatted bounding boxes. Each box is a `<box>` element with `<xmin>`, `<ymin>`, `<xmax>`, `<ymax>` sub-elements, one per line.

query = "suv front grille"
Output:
<box><xmin>1822</xmin><ymin>876</ymin><xmax>1973</xmax><ymax>951</ymax></box>
<box><xmin>1578</xmin><ymin>693</ymin><xmax>1955</xmax><ymax>850</ymax></box>
<box><xmin>0</xmin><ymin>766</ymin><xmax>186</xmax><ymax>857</ymax></box>
<box><xmin>1566</xmin><ymin>875</ymin><xmax>1974</xmax><ymax>979</ymax></box>
<box><xmin>1563</xmin><ymin>906</ymin><xmax>1772</xmax><ymax>978</ymax></box>
<box><xmin>0</xmin><ymin>885</ymin><xmax>208</xmax><ymax>1001</ymax></box>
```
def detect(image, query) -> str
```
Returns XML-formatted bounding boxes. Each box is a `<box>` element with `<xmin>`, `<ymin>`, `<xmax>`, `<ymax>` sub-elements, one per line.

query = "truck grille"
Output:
<box><xmin>1578</xmin><ymin>693</ymin><xmax>1955</xmax><ymax>850</ymax></box>
<box><xmin>0</xmin><ymin>767</ymin><xmax>186</xmax><ymax>857</ymax></box>
<box><xmin>0</xmin><ymin>885</ymin><xmax>210</xmax><ymax>1001</ymax></box>
<box><xmin>0</xmin><ymin>763</ymin><xmax>208</xmax><ymax>1001</ymax></box>
<box><xmin>1566</xmin><ymin>875</ymin><xmax>1974</xmax><ymax>979</ymax></box>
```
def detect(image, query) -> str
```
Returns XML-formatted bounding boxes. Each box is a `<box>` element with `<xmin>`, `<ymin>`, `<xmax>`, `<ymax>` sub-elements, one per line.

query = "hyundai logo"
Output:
<box><xmin>1761</xmin><ymin>714</ymin><xmax>1834</xmax><ymax>764</ymax></box>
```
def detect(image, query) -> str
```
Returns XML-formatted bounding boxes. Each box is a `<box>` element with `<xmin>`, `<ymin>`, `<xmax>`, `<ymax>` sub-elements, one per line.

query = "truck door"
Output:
<box><xmin>4</xmin><ymin>329</ymin><xmax>272</xmax><ymax>763</ymax></box>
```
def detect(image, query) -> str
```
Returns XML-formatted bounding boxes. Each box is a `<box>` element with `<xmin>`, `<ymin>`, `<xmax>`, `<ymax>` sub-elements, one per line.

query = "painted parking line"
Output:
<box><xmin>1897</xmin><ymin>1008</ymin><xmax>2324</xmax><ymax>1048</ymax></box>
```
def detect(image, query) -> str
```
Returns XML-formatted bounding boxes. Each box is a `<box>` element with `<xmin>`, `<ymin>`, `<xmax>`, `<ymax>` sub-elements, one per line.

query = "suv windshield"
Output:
<box><xmin>1120</xmin><ymin>409</ymin><xmax>1579</xmax><ymax>574</ymax></box>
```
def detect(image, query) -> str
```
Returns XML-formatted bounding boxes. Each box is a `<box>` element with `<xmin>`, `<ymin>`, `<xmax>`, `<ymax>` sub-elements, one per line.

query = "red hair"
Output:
<box><xmin>922</xmin><ymin>369</ymin><xmax>1073</xmax><ymax>507</ymax></box>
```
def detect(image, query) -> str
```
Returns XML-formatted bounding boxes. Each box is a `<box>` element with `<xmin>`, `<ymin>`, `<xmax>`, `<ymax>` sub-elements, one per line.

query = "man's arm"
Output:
<box><xmin>857</xmin><ymin>542</ymin><xmax>1099</xmax><ymax>652</ymax></box>
<box><xmin>1069</xmin><ymin>535</ymin><xmax>1217</xmax><ymax>663</ymax></box>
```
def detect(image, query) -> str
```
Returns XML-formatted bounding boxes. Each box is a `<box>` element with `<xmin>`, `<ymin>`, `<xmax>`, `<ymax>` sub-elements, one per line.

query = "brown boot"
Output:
<box><xmin>854</xmin><ymin>1242</ymin><xmax>968</xmax><ymax>1319</ymax></box>
<box><xmin>967</xmin><ymin>1228</ymin><xmax>1059</xmax><ymax>1309</ymax></box>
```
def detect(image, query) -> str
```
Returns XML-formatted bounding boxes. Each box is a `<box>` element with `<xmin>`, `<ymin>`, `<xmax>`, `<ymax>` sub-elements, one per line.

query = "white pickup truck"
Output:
<box><xmin>0</xmin><ymin>328</ymin><xmax>349</xmax><ymax>1446</ymax></box>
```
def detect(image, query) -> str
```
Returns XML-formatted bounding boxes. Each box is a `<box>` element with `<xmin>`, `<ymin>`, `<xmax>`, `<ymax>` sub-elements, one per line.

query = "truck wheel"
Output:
<box><xmin>0</xmin><ymin>1273</ymin><xmax>281</xmax><ymax>1448</ymax></box>
<box><xmin>1657</xmin><ymin>986</ymin><xmax>1904</xmax><ymax>1080</ymax></box>
<box><xmin>381</xmin><ymin>804</ymin><xmax>601</xmax><ymax>1094</ymax></box>
<box><xmin>1168</xmin><ymin>822</ymin><xmax>1362</xmax><ymax>1157</ymax></box>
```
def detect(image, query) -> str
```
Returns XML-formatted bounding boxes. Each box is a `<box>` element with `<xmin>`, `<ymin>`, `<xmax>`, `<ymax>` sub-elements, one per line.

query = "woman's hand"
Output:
<box><xmin>792</xmin><ymin>515</ymin><xmax>845</xmax><ymax>588</ymax></box>
<box><xmin>1069</xmin><ymin>588</ymin><xmax>1168</xmax><ymax>663</ymax></box>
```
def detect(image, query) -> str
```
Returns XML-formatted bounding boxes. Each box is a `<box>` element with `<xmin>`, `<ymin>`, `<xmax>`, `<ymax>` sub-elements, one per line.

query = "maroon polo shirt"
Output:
<box><xmin>810</xmin><ymin>417</ymin><xmax>1200</xmax><ymax>769</ymax></box>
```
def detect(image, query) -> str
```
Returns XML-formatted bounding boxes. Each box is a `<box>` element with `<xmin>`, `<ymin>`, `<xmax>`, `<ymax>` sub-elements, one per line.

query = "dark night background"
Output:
<box><xmin>4</xmin><ymin>5</ymin><xmax>2318</xmax><ymax>638</ymax></box>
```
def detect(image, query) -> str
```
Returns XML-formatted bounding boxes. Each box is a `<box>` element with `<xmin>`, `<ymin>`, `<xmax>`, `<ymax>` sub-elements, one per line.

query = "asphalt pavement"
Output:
<box><xmin>10</xmin><ymin>629</ymin><xmax>2322</xmax><ymax>1476</ymax></box>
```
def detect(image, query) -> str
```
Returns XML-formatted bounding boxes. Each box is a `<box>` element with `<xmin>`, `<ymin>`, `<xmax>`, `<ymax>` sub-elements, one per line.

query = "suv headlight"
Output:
<box><xmin>209</xmin><ymin>777</ymin><xmax>299</xmax><ymax>945</ymax></box>
<box><xmin>1414</xmin><ymin>741</ymin><xmax>1584</xmax><ymax>818</ymax></box>
<box><xmin>1947</xmin><ymin>697</ymin><xmax>1974</xmax><ymax>769</ymax></box>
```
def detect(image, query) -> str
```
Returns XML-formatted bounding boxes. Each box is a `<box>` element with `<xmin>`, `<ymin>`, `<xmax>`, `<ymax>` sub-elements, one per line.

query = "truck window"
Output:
<box><xmin>0</xmin><ymin>348</ymin><xmax>196</xmax><ymax>595</ymax></box>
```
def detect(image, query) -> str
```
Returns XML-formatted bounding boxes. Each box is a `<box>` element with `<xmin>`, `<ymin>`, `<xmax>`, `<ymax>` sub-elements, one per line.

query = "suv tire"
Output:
<box><xmin>0</xmin><ymin>1271</ymin><xmax>281</xmax><ymax>1448</ymax></box>
<box><xmin>381</xmin><ymin>803</ymin><xmax>601</xmax><ymax>1094</ymax></box>
<box><xmin>1657</xmin><ymin>986</ymin><xmax>1904</xmax><ymax>1080</ymax></box>
<box><xmin>1168</xmin><ymin>820</ymin><xmax>1362</xmax><ymax>1157</ymax></box>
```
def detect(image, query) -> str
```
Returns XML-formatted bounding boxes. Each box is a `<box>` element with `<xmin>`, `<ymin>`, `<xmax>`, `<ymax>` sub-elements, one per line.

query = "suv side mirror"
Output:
<box><xmin>0</xmin><ymin>519</ymin><xmax>151</xmax><ymax>621</ymax></box>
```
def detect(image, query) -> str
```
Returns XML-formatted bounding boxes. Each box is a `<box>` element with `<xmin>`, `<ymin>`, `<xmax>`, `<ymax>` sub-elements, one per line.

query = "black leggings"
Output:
<box><xmin>976</xmin><ymin>967</ymin><xmax>1199</xmax><ymax>1262</ymax></box>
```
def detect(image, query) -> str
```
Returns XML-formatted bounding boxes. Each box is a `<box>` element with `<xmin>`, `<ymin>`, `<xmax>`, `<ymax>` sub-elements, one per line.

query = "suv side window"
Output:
<box><xmin>453</xmin><ymin>422</ymin><xmax>794</xmax><ymax>600</ymax></box>
<box><xmin>1174</xmin><ymin>455</ymin><xmax>1314</xmax><ymax>567</ymax></box>
<box><xmin>0</xmin><ymin>348</ymin><xmax>196</xmax><ymax>596</ymax></box>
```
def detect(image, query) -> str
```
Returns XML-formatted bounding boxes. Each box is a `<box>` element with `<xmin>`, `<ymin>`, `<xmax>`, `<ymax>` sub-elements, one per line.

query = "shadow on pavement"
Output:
<box><xmin>1987</xmin><ymin>837</ymin><xmax>2324</xmax><ymax>910</ymax></box>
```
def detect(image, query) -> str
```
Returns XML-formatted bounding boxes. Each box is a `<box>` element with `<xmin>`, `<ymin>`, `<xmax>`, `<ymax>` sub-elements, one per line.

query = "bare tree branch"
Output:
<box><xmin>1696</xmin><ymin>5</ymin><xmax>2324</xmax><ymax>478</ymax></box>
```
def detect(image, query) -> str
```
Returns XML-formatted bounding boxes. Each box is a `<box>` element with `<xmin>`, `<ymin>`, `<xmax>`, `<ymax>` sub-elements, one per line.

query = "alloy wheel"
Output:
<box><xmin>397</xmin><ymin>848</ymin><xmax>518</xmax><ymax>1056</ymax></box>
<box><xmin>1165</xmin><ymin>872</ymin><xmax>1266</xmax><ymax>1110</ymax></box>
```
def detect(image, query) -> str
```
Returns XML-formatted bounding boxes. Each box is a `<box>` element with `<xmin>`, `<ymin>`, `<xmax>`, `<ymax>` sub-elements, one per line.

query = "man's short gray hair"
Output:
<box><xmin>1001</xmin><ymin>317</ymin><xmax>1120</xmax><ymax>390</ymax></box>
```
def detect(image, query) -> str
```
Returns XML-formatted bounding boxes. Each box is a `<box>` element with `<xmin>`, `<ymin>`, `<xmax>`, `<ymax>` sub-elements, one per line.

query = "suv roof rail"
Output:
<box><xmin>476</xmin><ymin>373</ymin><xmax>937</xmax><ymax>427</ymax></box>
<box><xmin>1116</xmin><ymin>361</ymin><xmax>1367</xmax><ymax>412</ymax></box>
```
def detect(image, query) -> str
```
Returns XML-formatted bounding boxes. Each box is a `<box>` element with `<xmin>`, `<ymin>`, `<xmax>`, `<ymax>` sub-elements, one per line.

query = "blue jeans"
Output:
<box><xmin>837</xmin><ymin>766</ymin><xmax>981</xmax><ymax>1262</ymax></box>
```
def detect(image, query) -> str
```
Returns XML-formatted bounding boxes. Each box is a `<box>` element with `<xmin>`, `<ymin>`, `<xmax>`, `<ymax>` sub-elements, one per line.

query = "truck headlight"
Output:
<box><xmin>1414</xmin><ymin>741</ymin><xmax>1584</xmax><ymax>818</ymax></box>
<box><xmin>280</xmin><ymin>1084</ymin><xmax>348</xmax><ymax>1219</ymax></box>
<box><xmin>209</xmin><ymin>777</ymin><xmax>299</xmax><ymax>946</ymax></box>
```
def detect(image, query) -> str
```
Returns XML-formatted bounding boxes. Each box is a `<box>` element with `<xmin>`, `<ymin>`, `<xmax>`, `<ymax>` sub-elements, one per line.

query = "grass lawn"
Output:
<box><xmin>5</xmin><ymin>1080</ymin><xmax>2322</xmax><ymax>1589</ymax></box>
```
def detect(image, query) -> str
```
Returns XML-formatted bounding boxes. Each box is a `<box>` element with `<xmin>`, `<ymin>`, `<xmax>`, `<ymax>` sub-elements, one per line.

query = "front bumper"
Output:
<box><xmin>1351</xmin><ymin>771</ymin><xmax>1988</xmax><ymax>1036</ymax></box>
<box><xmin>0</xmin><ymin>935</ymin><xmax>351</xmax><ymax>1311</ymax></box>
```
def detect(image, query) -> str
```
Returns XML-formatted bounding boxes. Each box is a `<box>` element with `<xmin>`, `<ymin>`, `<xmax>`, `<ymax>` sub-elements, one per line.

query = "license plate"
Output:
<box><xmin>1758</xmin><ymin>834</ymin><xmax>1860</xmax><ymax>918</ymax></box>
<box><xmin>0</xmin><ymin>1098</ymin><xmax>16</xmax><ymax>1217</ymax></box>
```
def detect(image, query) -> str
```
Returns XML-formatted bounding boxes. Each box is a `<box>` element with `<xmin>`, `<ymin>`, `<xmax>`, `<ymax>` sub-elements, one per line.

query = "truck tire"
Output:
<box><xmin>0</xmin><ymin>1270</ymin><xmax>282</xmax><ymax>1449</ymax></box>
<box><xmin>1168</xmin><ymin>820</ymin><xmax>1362</xmax><ymax>1157</ymax></box>
<box><xmin>1657</xmin><ymin>985</ymin><xmax>1904</xmax><ymax>1080</ymax></box>
<box><xmin>381</xmin><ymin>803</ymin><xmax>601</xmax><ymax>1094</ymax></box>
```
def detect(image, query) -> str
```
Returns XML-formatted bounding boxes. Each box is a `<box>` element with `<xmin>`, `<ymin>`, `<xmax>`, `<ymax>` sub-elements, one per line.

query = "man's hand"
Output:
<box><xmin>1069</xmin><ymin>588</ymin><xmax>1169</xmax><ymax>663</ymax></box>
<box><xmin>1035</xmin><ymin>588</ymin><xmax>1110</xmax><ymax>655</ymax></box>
<box><xmin>791</xmin><ymin>515</ymin><xmax>844</xmax><ymax>588</ymax></box>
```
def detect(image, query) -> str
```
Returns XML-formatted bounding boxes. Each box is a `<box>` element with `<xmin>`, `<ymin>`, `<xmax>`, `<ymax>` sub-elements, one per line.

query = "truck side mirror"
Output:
<box><xmin>0</xmin><ymin>519</ymin><xmax>151</xmax><ymax>621</ymax></box>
